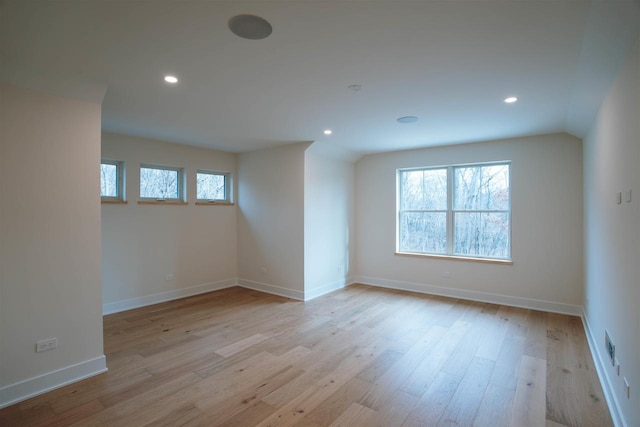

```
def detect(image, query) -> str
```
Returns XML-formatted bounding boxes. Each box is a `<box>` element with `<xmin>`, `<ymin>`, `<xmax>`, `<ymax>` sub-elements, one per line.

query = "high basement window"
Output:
<box><xmin>139</xmin><ymin>164</ymin><xmax>184</xmax><ymax>203</ymax></box>
<box><xmin>100</xmin><ymin>159</ymin><xmax>125</xmax><ymax>202</ymax></box>
<box><xmin>196</xmin><ymin>170</ymin><xmax>230</xmax><ymax>204</ymax></box>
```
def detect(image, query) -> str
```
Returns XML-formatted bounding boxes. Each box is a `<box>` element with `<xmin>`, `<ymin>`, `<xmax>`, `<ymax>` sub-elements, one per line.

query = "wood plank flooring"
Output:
<box><xmin>0</xmin><ymin>285</ymin><xmax>612</xmax><ymax>426</ymax></box>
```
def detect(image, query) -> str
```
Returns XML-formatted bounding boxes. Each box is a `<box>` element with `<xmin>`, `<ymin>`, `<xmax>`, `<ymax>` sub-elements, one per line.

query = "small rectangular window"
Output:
<box><xmin>101</xmin><ymin>159</ymin><xmax>124</xmax><ymax>201</ymax></box>
<box><xmin>197</xmin><ymin>170</ymin><xmax>230</xmax><ymax>203</ymax></box>
<box><xmin>140</xmin><ymin>164</ymin><xmax>184</xmax><ymax>202</ymax></box>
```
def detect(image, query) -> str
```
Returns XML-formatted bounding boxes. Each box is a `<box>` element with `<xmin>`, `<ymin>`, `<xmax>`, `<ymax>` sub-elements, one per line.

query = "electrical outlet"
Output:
<box><xmin>36</xmin><ymin>338</ymin><xmax>57</xmax><ymax>353</ymax></box>
<box><xmin>260</xmin><ymin>266</ymin><xmax>267</xmax><ymax>274</ymax></box>
<box><xmin>624</xmin><ymin>377</ymin><xmax>630</xmax><ymax>399</ymax></box>
<box><xmin>442</xmin><ymin>271</ymin><xmax>451</xmax><ymax>279</ymax></box>
<box><xmin>165</xmin><ymin>274</ymin><xmax>174</xmax><ymax>281</ymax></box>
<box><xmin>605</xmin><ymin>331</ymin><xmax>615</xmax><ymax>366</ymax></box>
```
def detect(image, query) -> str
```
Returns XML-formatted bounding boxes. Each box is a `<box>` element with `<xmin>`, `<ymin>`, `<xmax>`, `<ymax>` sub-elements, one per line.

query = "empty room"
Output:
<box><xmin>0</xmin><ymin>1</ymin><xmax>639</xmax><ymax>426</ymax></box>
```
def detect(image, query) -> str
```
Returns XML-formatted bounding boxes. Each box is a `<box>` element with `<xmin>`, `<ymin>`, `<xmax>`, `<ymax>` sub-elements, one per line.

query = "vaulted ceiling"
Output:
<box><xmin>2</xmin><ymin>1</ymin><xmax>639</xmax><ymax>158</ymax></box>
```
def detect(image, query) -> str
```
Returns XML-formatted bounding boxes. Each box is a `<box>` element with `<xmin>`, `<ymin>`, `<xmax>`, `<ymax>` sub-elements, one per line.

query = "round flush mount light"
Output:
<box><xmin>164</xmin><ymin>75</ymin><xmax>178</xmax><ymax>84</ymax></box>
<box><xmin>348</xmin><ymin>84</ymin><xmax>362</xmax><ymax>92</ymax></box>
<box><xmin>397</xmin><ymin>116</ymin><xmax>419</xmax><ymax>124</ymax></box>
<box><xmin>228</xmin><ymin>14</ymin><xmax>273</xmax><ymax>40</ymax></box>
<box><xmin>323</xmin><ymin>129</ymin><xmax>333</xmax><ymax>135</ymax></box>
<box><xmin>504</xmin><ymin>96</ymin><xmax>518</xmax><ymax>103</ymax></box>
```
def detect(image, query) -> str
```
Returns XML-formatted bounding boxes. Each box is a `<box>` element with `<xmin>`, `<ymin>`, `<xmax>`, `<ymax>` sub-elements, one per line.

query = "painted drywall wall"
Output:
<box><xmin>304</xmin><ymin>145</ymin><xmax>355</xmax><ymax>298</ymax></box>
<box><xmin>0</xmin><ymin>85</ymin><xmax>105</xmax><ymax>405</ymax></box>
<box><xmin>237</xmin><ymin>143</ymin><xmax>310</xmax><ymax>299</ymax></box>
<box><xmin>101</xmin><ymin>133</ymin><xmax>237</xmax><ymax>311</ymax></box>
<box><xmin>583</xmin><ymin>39</ymin><xmax>639</xmax><ymax>427</ymax></box>
<box><xmin>355</xmin><ymin>133</ymin><xmax>584</xmax><ymax>311</ymax></box>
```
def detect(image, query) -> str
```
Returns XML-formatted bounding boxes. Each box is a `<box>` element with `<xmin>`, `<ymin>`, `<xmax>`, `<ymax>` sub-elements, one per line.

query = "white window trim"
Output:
<box><xmin>139</xmin><ymin>163</ymin><xmax>185</xmax><ymax>203</ymax></box>
<box><xmin>196</xmin><ymin>169</ymin><xmax>231</xmax><ymax>203</ymax></box>
<box><xmin>100</xmin><ymin>159</ymin><xmax>125</xmax><ymax>202</ymax></box>
<box><xmin>396</xmin><ymin>161</ymin><xmax>512</xmax><ymax>262</ymax></box>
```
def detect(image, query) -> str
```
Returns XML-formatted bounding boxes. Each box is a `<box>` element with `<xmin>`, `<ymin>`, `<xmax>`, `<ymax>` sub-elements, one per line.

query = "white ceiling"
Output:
<box><xmin>2</xmin><ymin>1</ymin><xmax>639</xmax><ymax>159</ymax></box>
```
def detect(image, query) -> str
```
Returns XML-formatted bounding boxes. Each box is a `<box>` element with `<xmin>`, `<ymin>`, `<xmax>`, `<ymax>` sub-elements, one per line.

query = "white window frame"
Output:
<box><xmin>139</xmin><ymin>163</ymin><xmax>185</xmax><ymax>203</ymax></box>
<box><xmin>196</xmin><ymin>170</ymin><xmax>231</xmax><ymax>203</ymax></box>
<box><xmin>397</xmin><ymin>161</ymin><xmax>512</xmax><ymax>262</ymax></box>
<box><xmin>100</xmin><ymin>159</ymin><xmax>125</xmax><ymax>202</ymax></box>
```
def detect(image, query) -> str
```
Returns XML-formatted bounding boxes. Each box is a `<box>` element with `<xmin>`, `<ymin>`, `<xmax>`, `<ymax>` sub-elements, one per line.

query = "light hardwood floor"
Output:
<box><xmin>0</xmin><ymin>285</ymin><xmax>612</xmax><ymax>426</ymax></box>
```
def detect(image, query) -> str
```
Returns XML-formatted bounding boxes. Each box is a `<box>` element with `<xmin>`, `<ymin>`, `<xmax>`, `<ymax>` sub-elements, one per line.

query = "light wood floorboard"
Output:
<box><xmin>0</xmin><ymin>285</ymin><xmax>612</xmax><ymax>426</ymax></box>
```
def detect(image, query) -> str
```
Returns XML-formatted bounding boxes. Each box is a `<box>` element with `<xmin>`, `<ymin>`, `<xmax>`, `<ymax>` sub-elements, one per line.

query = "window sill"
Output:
<box><xmin>195</xmin><ymin>201</ymin><xmax>235</xmax><ymax>206</ymax></box>
<box><xmin>395</xmin><ymin>251</ymin><xmax>512</xmax><ymax>265</ymax></box>
<box><xmin>101</xmin><ymin>200</ymin><xmax>128</xmax><ymax>205</ymax></box>
<box><xmin>138</xmin><ymin>201</ymin><xmax>188</xmax><ymax>205</ymax></box>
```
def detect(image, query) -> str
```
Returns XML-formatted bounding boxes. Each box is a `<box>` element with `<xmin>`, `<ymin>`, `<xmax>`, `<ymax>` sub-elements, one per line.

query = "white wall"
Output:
<box><xmin>304</xmin><ymin>145</ymin><xmax>355</xmax><ymax>299</ymax></box>
<box><xmin>354</xmin><ymin>133</ymin><xmax>584</xmax><ymax>313</ymax></box>
<box><xmin>583</xmin><ymin>39</ymin><xmax>639</xmax><ymax>427</ymax></box>
<box><xmin>0</xmin><ymin>85</ymin><xmax>105</xmax><ymax>407</ymax></box>
<box><xmin>101</xmin><ymin>133</ymin><xmax>237</xmax><ymax>313</ymax></box>
<box><xmin>237</xmin><ymin>142</ymin><xmax>310</xmax><ymax>299</ymax></box>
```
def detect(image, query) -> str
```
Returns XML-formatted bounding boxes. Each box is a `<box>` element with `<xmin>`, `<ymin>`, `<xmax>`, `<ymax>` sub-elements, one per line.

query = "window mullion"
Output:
<box><xmin>447</xmin><ymin>166</ymin><xmax>454</xmax><ymax>255</ymax></box>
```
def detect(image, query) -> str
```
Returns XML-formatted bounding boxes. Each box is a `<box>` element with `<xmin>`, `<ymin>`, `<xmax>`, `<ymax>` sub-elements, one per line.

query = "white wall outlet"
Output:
<box><xmin>260</xmin><ymin>266</ymin><xmax>267</xmax><ymax>274</ymax></box>
<box><xmin>165</xmin><ymin>273</ymin><xmax>174</xmax><ymax>281</ymax></box>
<box><xmin>36</xmin><ymin>337</ymin><xmax>57</xmax><ymax>353</ymax></box>
<box><xmin>442</xmin><ymin>271</ymin><xmax>451</xmax><ymax>279</ymax></box>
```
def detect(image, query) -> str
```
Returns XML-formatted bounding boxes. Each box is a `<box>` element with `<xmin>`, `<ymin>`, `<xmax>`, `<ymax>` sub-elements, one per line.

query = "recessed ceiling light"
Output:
<box><xmin>323</xmin><ymin>129</ymin><xmax>332</xmax><ymax>135</ymax></box>
<box><xmin>228</xmin><ymin>14</ymin><xmax>273</xmax><ymax>40</ymax></box>
<box><xmin>164</xmin><ymin>75</ymin><xmax>178</xmax><ymax>84</ymax></box>
<box><xmin>397</xmin><ymin>116</ymin><xmax>419</xmax><ymax>124</ymax></box>
<box><xmin>504</xmin><ymin>96</ymin><xmax>518</xmax><ymax>103</ymax></box>
<box><xmin>348</xmin><ymin>84</ymin><xmax>362</xmax><ymax>92</ymax></box>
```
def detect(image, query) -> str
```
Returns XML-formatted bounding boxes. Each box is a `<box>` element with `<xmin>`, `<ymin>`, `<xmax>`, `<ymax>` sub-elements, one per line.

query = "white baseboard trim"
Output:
<box><xmin>103</xmin><ymin>278</ymin><xmax>237</xmax><ymax>315</ymax></box>
<box><xmin>582</xmin><ymin>310</ymin><xmax>626</xmax><ymax>427</ymax></box>
<box><xmin>0</xmin><ymin>355</ymin><xmax>107</xmax><ymax>409</ymax></box>
<box><xmin>353</xmin><ymin>276</ymin><xmax>582</xmax><ymax>316</ymax></box>
<box><xmin>237</xmin><ymin>278</ymin><xmax>305</xmax><ymax>301</ymax></box>
<box><xmin>303</xmin><ymin>277</ymin><xmax>356</xmax><ymax>301</ymax></box>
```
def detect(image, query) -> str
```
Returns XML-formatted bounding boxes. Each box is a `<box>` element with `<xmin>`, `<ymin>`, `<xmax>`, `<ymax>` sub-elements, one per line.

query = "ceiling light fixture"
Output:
<box><xmin>348</xmin><ymin>84</ymin><xmax>362</xmax><ymax>92</ymax></box>
<box><xmin>397</xmin><ymin>116</ymin><xmax>419</xmax><ymax>124</ymax></box>
<box><xmin>164</xmin><ymin>75</ymin><xmax>178</xmax><ymax>84</ymax></box>
<box><xmin>323</xmin><ymin>129</ymin><xmax>332</xmax><ymax>135</ymax></box>
<box><xmin>228</xmin><ymin>14</ymin><xmax>273</xmax><ymax>40</ymax></box>
<box><xmin>504</xmin><ymin>96</ymin><xmax>518</xmax><ymax>103</ymax></box>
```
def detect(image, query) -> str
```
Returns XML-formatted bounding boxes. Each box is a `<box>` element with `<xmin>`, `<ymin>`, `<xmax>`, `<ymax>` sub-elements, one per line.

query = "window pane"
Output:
<box><xmin>197</xmin><ymin>173</ymin><xmax>226</xmax><ymax>200</ymax></box>
<box><xmin>399</xmin><ymin>212</ymin><xmax>447</xmax><ymax>254</ymax></box>
<box><xmin>401</xmin><ymin>169</ymin><xmax>447</xmax><ymax>210</ymax></box>
<box><xmin>454</xmin><ymin>165</ymin><xmax>509</xmax><ymax>211</ymax></box>
<box><xmin>140</xmin><ymin>167</ymin><xmax>179</xmax><ymax>199</ymax></box>
<box><xmin>454</xmin><ymin>212</ymin><xmax>510</xmax><ymax>258</ymax></box>
<box><xmin>100</xmin><ymin>163</ymin><xmax>117</xmax><ymax>197</ymax></box>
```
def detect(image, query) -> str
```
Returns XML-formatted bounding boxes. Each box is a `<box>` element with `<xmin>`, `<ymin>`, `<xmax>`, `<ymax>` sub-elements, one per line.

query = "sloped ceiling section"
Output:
<box><xmin>1</xmin><ymin>1</ymin><xmax>638</xmax><ymax>156</ymax></box>
<box><xmin>566</xmin><ymin>1</ymin><xmax>640</xmax><ymax>137</ymax></box>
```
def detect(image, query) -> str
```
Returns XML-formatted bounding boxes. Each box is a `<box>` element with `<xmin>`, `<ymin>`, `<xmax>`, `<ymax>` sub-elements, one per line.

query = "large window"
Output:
<box><xmin>139</xmin><ymin>164</ymin><xmax>184</xmax><ymax>202</ymax></box>
<box><xmin>196</xmin><ymin>170</ymin><xmax>230</xmax><ymax>203</ymax></box>
<box><xmin>100</xmin><ymin>159</ymin><xmax>124</xmax><ymax>201</ymax></box>
<box><xmin>398</xmin><ymin>162</ymin><xmax>510</xmax><ymax>260</ymax></box>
